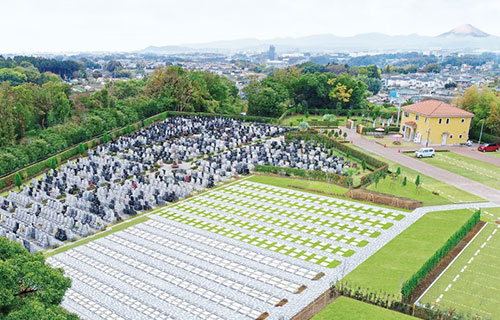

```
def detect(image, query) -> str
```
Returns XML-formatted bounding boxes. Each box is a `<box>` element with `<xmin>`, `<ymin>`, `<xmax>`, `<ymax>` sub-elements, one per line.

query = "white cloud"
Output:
<box><xmin>0</xmin><ymin>0</ymin><xmax>498</xmax><ymax>53</ymax></box>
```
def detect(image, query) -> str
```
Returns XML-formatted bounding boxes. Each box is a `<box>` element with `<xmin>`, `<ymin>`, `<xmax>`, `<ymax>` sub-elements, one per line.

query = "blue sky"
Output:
<box><xmin>1</xmin><ymin>0</ymin><xmax>499</xmax><ymax>53</ymax></box>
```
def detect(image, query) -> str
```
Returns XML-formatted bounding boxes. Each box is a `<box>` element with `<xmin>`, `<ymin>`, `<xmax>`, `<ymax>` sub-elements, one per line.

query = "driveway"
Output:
<box><xmin>346</xmin><ymin>128</ymin><xmax>500</xmax><ymax>204</ymax></box>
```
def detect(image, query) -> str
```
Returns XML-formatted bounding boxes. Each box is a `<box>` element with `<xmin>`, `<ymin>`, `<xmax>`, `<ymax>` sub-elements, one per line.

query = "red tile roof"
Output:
<box><xmin>401</xmin><ymin>100</ymin><xmax>474</xmax><ymax>117</ymax></box>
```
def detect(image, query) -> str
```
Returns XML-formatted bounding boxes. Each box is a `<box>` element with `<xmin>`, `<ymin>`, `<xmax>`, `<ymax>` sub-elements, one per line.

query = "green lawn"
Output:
<box><xmin>343</xmin><ymin>209</ymin><xmax>474</xmax><ymax>295</ymax></box>
<box><xmin>481</xmin><ymin>206</ymin><xmax>500</xmax><ymax>223</ymax></box>
<box><xmin>420</xmin><ymin>223</ymin><xmax>500</xmax><ymax>319</ymax></box>
<box><xmin>313</xmin><ymin>296</ymin><xmax>416</xmax><ymax>320</ymax></box>
<box><xmin>248</xmin><ymin>175</ymin><xmax>349</xmax><ymax>195</ymax></box>
<box><xmin>362</xmin><ymin>135</ymin><xmax>418</xmax><ymax>148</ymax></box>
<box><xmin>349</xmin><ymin>145</ymin><xmax>485</xmax><ymax>205</ymax></box>
<box><xmin>283</xmin><ymin>115</ymin><xmax>365</xmax><ymax>127</ymax></box>
<box><xmin>44</xmin><ymin>215</ymin><xmax>150</xmax><ymax>258</ymax></box>
<box><xmin>367</xmin><ymin>177</ymin><xmax>451</xmax><ymax>207</ymax></box>
<box><xmin>419</xmin><ymin>152</ymin><xmax>500</xmax><ymax>191</ymax></box>
<box><xmin>247</xmin><ymin>175</ymin><xmax>410</xmax><ymax>211</ymax></box>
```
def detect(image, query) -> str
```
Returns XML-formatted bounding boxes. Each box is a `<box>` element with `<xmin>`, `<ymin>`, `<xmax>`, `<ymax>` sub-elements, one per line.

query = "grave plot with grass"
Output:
<box><xmin>419</xmin><ymin>151</ymin><xmax>500</xmax><ymax>191</ymax></box>
<box><xmin>143</xmin><ymin>179</ymin><xmax>425</xmax><ymax>319</ymax></box>
<box><xmin>419</xmin><ymin>222</ymin><xmax>500</xmax><ymax>319</ymax></box>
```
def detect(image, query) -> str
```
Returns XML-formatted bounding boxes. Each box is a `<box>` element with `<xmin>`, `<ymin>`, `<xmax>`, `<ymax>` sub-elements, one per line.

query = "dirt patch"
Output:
<box><xmin>407</xmin><ymin>220</ymin><xmax>486</xmax><ymax>303</ymax></box>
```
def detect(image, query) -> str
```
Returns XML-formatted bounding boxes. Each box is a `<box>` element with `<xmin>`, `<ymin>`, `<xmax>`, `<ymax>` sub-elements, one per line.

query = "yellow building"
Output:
<box><xmin>400</xmin><ymin>100</ymin><xmax>474</xmax><ymax>146</ymax></box>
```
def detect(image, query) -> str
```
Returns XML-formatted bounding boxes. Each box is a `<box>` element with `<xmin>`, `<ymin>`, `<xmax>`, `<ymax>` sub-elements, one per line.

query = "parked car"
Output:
<box><xmin>477</xmin><ymin>143</ymin><xmax>499</xmax><ymax>152</ymax></box>
<box><xmin>415</xmin><ymin>148</ymin><xmax>435</xmax><ymax>158</ymax></box>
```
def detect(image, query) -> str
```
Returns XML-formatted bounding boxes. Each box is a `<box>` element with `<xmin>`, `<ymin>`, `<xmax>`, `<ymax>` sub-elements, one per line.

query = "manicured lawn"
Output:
<box><xmin>349</xmin><ymin>145</ymin><xmax>485</xmax><ymax>204</ymax></box>
<box><xmin>248</xmin><ymin>175</ymin><xmax>410</xmax><ymax>211</ymax></box>
<box><xmin>367</xmin><ymin>176</ymin><xmax>451</xmax><ymax>207</ymax></box>
<box><xmin>419</xmin><ymin>151</ymin><xmax>500</xmax><ymax>191</ymax></box>
<box><xmin>362</xmin><ymin>135</ymin><xmax>418</xmax><ymax>148</ymax></box>
<box><xmin>248</xmin><ymin>174</ymin><xmax>349</xmax><ymax>195</ymax></box>
<box><xmin>313</xmin><ymin>296</ymin><xmax>416</xmax><ymax>320</ymax></box>
<box><xmin>44</xmin><ymin>215</ymin><xmax>150</xmax><ymax>258</ymax></box>
<box><xmin>420</xmin><ymin>223</ymin><xmax>500</xmax><ymax>319</ymax></box>
<box><xmin>283</xmin><ymin>115</ymin><xmax>365</xmax><ymax>127</ymax></box>
<box><xmin>343</xmin><ymin>209</ymin><xmax>474</xmax><ymax>295</ymax></box>
<box><xmin>479</xmin><ymin>206</ymin><xmax>500</xmax><ymax>223</ymax></box>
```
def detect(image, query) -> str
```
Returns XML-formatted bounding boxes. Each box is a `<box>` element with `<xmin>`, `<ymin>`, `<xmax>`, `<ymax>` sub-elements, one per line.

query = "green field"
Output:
<box><xmin>248</xmin><ymin>175</ymin><xmax>410</xmax><ymax>211</ymax></box>
<box><xmin>343</xmin><ymin>209</ymin><xmax>474</xmax><ymax>295</ymax></box>
<box><xmin>349</xmin><ymin>145</ymin><xmax>484</xmax><ymax>205</ymax></box>
<box><xmin>420</xmin><ymin>223</ymin><xmax>500</xmax><ymax>319</ymax></box>
<box><xmin>362</xmin><ymin>135</ymin><xmax>418</xmax><ymax>148</ymax></box>
<box><xmin>420</xmin><ymin>151</ymin><xmax>500</xmax><ymax>191</ymax></box>
<box><xmin>284</xmin><ymin>115</ymin><xmax>365</xmax><ymax>127</ymax></box>
<box><xmin>367</xmin><ymin>176</ymin><xmax>451</xmax><ymax>206</ymax></box>
<box><xmin>313</xmin><ymin>296</ymin><xmax>416</xmax><ymax>320</ymax></box>
<box><xmin>248</xmin><ymin>175</ymin><xmax>349</xmax><ymax>195</ymax></box>
<box><xmin>481</xmin><ymin>206</ymin><xmax>500</xmax><ymax>223</ymax></box>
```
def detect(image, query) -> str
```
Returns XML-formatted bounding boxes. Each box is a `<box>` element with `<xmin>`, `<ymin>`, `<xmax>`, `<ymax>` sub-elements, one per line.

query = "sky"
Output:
<box><xmin>1</xmin><ymin>0</ymin><xmax>499</xmax><ymax>53</ymax></box>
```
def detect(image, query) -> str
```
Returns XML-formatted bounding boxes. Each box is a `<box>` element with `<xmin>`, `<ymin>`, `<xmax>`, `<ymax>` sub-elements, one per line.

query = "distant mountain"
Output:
<box><xmin>141</xmin><ymin>24</ymin><xmax>500</xmax><ymax>54</ymax></box>
<box><xmin>438</xmin><ymin>24</ymin><xmax>490</xmax><ymax>38</ymax></box>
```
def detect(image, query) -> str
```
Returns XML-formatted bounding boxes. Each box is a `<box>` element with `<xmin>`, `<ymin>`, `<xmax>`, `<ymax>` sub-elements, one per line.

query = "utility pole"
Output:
<box><xmin>478</xmin><ymin>119</ymin><xmax>485</xmax><ymax>145</ymax></box>
<box><xmin>396</xmin><ymin>103</ymin><xmax>401</xmax><ymax>128</ymax></box>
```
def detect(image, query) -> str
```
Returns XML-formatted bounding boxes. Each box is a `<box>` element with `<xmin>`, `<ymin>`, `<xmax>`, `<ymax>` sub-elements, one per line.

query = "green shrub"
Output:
<box><xmin>254</xmin><ymin>165</ymin><xmax>353</xmax><ymax>187</ymax></box>
<box><xmin>401</xmin><ymin>210</ymin><xmax>481</xmax><ymax>301</ymax></box>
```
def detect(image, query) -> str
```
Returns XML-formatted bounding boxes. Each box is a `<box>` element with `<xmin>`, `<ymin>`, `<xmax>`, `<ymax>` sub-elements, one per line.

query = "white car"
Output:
<box><xmin>415</xmin><ymin>148</ymin><xmax>435</xmax><ymax>158</ymax></box>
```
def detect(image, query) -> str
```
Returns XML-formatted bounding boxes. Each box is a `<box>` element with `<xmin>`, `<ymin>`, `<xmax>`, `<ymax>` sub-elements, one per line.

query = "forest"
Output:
<box><xmin>0</xmin><ymin>64</ymin><xmax>244</xmax><ymax>176</ymax></box>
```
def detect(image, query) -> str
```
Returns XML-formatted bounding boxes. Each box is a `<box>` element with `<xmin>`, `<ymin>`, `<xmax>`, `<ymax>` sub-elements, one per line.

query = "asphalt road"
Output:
<box><xmin>346</xmin><ymin>128</ymin><xmax>500</xmax><ymax>204</ymax></box>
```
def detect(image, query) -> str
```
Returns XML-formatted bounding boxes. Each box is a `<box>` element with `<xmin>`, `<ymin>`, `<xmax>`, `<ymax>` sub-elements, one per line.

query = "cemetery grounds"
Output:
<box><xmin>45</xmin><ymin>176</ymin><xmax>429</xmax><ymax>320</ymax></box>
<box><xmin>419</xmin><ymin>151</ymin><xmax>500</xmax><ymax>191</ymax></box>
<box><xmin>418</xmin><ymin>222</ymin><xmax>500</xmax><ymax>319</ymax></box>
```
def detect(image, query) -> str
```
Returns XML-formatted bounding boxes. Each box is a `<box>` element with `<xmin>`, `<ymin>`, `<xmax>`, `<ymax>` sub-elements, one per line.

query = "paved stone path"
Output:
<box><xmin>346</xmin><ymin>128</ymin><xmax>500</xmax><ymax>204</ymax></box>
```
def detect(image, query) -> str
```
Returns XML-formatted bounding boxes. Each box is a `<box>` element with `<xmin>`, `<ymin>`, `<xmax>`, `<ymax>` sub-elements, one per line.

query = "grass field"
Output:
<box><xmin>349</xmin><ymin>145</ymin><xmax>485</xmax><ymax>205</ymax></box>
<box><xmin>420</xmin><ymin>223</ymin><xmax>500</xmax><ymax>319</ymax></box>
<box><xmin>362</xmin><ymin>135</ymin><xmax>418</xmax><ymax>148</ymax></box>
<box><xmin>284</xmin><ymin>115</ymin><xmax>365</xmax><ymax>127</ymax></box>
<box><xmin>367</xmin><ymin>176</ymin><xmax>451</xmax><ymax>207</ymax></box>
<box><xmin>420</xmin><ymin>151</ymin><xmax>500</xmax><ymax>191</ymax></box>
<box><xmin>313</xmin><ymin>296</ymin><xmax>416</xmax><ymax>320</ymax></box>
<box><xmin>248</xmin><ymin>175</ymin><xmax>349</xmax><ymax>195</ymax></box>
<box><xmin>343</xmin><ymin>209</ymin><xmax>474</xmax><ymax>295</ymax></box>
<box><xmin>248</xmin><ymin>175</ymin><xmax>411</xmax><ymax>211</ymax></box>
<box><xmin>481</xmin><ymin>206</ymin><xmax>500</xmax><ymax>223</ymax></box>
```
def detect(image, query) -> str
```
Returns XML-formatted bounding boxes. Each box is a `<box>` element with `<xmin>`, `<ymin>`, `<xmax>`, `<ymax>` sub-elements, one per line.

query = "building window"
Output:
<box><xmin>439</xmin><ymin>118</ymin><xmax>442</xmax><ymax>124</ymax></box>
<box><xmin>416</xmin><ymin>115</ymin><xmax>420</xmax><ymax>121</ymax></box>
<box><xmin>424</xmin><ymin>117</ymin><xmax>427</xmax><ymax>123</ymax></box>
<box><xmin>461</xmin><ymin>118</ymin><xmax>465</xmax><ymax>123</ymax></box>
<box><xmin>404</xmin><ymin>112</ymin><xmax>409</xmax><ymax>117</ymax></box>
<box><xmin>459</xmin><ymin>134</ymin><xmax>463</xmax><ymax>139</ymax></box>
<box><xmin>446</xmin><ymin>118</ymin><xmax>450</xmax><ymax>124</ymax></box>
<box><xmin>450</xmin><ymin>135</ymin><xmax>453</xmax><ymax>139</ymax></box>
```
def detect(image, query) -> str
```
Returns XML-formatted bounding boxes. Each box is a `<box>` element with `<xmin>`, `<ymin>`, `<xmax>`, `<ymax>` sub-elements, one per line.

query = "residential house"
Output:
<box><xmin>400</xmin><ymin>100</ymin><xmax>474</xmax><ymax>146</ymax></box>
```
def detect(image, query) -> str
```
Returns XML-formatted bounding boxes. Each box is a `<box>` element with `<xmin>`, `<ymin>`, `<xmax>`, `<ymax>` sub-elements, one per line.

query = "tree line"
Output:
<box><xmin>243</xmin><ymin>62</ymin><xmax>382</xmax><ymax>118</ymax></box>
<box><xmin>0</xmin><ymin>65</ymin><xmax>244</xmax><ymax>176</ymax></box>
<box><xmin>454</xmin><ymin>85</ymin><xmax>500</xmax><ymax>142</ymax></box>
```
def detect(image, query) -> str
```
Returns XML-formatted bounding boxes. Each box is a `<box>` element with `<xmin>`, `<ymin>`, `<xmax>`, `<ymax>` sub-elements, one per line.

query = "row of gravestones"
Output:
<box><xmin>0</xmin><ymin>117</ymin><xmax>354</xmax><ymax>252</ymax></box>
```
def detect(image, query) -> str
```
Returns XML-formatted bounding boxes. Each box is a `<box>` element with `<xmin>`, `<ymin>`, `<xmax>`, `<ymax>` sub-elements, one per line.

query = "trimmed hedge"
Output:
<box><xmin>401</xmin><ymin>210</ymin><xmax>481</xmax><ymax>301</ymax></box>
<box><xmin>254</xmin><ymin>165</ymin><xmax>353</xmax><ymax>187</ymax></box>
<box><xmin>308</xmin><ymin>119</ymin><xmax>339</xmax><ymax>127</ymax></box>
<box><xmin>283</xmin><ymin>131</ymin><xmax>388</xmax><ymax>187</ymax></box>
<box><xmin>164</xmin><ymin>111</ymin><xmax>276</xmax><ymax>123</ymax></box>
<box><xmin>470</xmin><ymin>129</ymin><xmax>500</xmax><ymax>143</ymax></box>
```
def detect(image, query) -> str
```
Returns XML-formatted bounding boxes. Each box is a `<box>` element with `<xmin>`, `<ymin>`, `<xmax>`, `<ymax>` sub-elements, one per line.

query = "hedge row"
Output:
<box><xmin>470</xmin><ymin>129</ymin><xmax>500</xmax><ymax>143</ymax></box>
<box><xmin>164</xmin><ymin>111</ymin><xmax>276</xmax><ymax>123</ymax></box>
<box><xmin>254</xmin><ymin>165</ymin><xmax>353</xmax><ymax>187</ymax></box>
<box><xmin>401</xmin><ymin>210</ymin><xmax>481</xmax><ymax>301</ymax></box>
<box><xmin>284</xmin><ymin>131</ymin><xmax>388</xmax><ymax>170</ymax></box>
<box><xmin>308</xmin><ymin>120</ymin><xmax>339</xmax><ymax>127</ymax></box>
<box><xmin>283</xmin><ymin>131</ymin><xmax>389</xmax><ymax>187</ymax></box>
<box><xmin>364</xmin><ymin>126</ymin><xmax>400</xmax><ymax>134</ymax></box>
